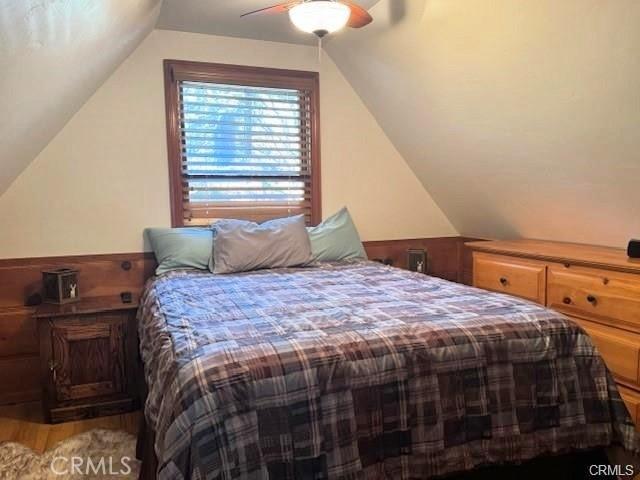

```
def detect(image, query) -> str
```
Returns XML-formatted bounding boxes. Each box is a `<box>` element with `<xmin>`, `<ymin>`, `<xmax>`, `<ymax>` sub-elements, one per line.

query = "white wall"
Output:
<box><xmin>0</xmin><ymin>29</ymin><xmax>456</xmax><ymax>259</ymax></box>
<box><xmin>327</xmin><ymin>0</ymin><xmax>640</xmax><ymax>248</ymax></box>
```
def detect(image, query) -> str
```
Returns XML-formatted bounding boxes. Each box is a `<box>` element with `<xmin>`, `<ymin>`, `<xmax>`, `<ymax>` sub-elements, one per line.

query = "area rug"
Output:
<box><xmin>0</xmin><ymin>429</ymin><xmax>140</xmax><ymax>479</ymax></box>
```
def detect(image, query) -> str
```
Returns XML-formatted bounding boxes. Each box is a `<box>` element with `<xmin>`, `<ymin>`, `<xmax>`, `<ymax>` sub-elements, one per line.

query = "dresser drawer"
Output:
<box><xmin>570</xmin><ymin>317</ymin><xmax>640</xmax><ymax>386</ymax></box>
<box><xmin>473</xmin><ymin>253</ymin><xmax>546</xmax><ymax>304</ymax></box>
<box><xmin>548</xmin><ymin>265</ymin><xmax>640</xmax><ymax>329</ymax></box>
<box><xmin>618</xmin><ymin>385</ymin><xmax>640</xmax><ymax>428</ymax></box>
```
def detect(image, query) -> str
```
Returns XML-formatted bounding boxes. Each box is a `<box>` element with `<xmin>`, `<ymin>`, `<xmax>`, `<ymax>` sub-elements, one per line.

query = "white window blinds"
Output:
<box><xmin>164</xmin><ymin>61</ymin><xmax>320</xmax><ymax>227</ymax></box>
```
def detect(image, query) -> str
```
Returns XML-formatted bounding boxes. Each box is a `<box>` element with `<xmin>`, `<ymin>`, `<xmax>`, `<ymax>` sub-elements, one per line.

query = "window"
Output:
<box><xmin>163</xmin><ymin>60</ymin><xmax>321</xmax><ymax>227</ymax></box>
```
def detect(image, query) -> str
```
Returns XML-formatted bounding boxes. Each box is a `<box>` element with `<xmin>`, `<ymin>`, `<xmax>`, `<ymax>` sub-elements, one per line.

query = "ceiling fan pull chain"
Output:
<box><xmin>318</xmin><ymin>35</ymin><xmax>322</xmax><ymax>65</ymax></box>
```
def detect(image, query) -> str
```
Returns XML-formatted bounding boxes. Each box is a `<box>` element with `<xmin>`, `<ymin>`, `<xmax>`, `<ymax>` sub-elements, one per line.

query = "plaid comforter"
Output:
<box><xmin>138</xmin><ymin>261</ymin><xmax>639</xmax><ymax>479</ymax></box>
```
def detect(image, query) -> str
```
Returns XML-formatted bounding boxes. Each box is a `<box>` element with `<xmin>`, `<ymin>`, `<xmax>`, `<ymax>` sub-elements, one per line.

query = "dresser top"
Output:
<box><xmin>34</xmin><ymin>296</ymin><xmax>139</xmax><ymax>319</ymax></box>
<box><xmin>466</xmin><ymin>239</ymin><xmax>640</xmax><ymax>274</ymax></box>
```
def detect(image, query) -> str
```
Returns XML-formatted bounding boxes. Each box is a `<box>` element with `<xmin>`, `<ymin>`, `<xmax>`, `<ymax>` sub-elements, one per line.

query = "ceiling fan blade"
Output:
<box><xmin>240</xmin><ymin>1</ymin><xmax>299</xmax><ymax>17</ymax></box>
<box><xmin>344</xmin><ymin>1</ymin><xmax>373</xmax><ymax>28</ymax></box>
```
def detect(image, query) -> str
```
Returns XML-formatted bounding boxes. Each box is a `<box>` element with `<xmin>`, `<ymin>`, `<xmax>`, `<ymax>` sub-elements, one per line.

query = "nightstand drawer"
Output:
<box><xmin>571</xmin><ymin>317</ymin><xmax>640</xmax><ymax>386</ymax></box>
<box><xmin>473</xmin><ymin>252</ymin><xmax>547</xmax><ymax>304</ymax></box>
<box><xmin>548</xmin><ymin>265</ymin><xmax>640</xmax><ymax>329</ymax></box>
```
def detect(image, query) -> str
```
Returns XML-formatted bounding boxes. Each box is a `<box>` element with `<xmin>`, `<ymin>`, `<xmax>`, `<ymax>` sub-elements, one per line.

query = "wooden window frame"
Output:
<box><xmin>163</xmin><ymin>59</ymin><xmax>322</xmax><ymax>227</ymax></box>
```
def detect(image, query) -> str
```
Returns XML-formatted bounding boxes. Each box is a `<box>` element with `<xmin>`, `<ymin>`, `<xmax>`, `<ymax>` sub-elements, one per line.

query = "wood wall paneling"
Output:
<box><xmin>0</xmin><ymin>253</ymin><xmax>156</xmax><ymax>309</ymax></box>
<box><xmin>0</xmin><ymin>308</ymin><xmax>39</xmax><ymax>357</ymax></box>
<box><xmin>363</xmin><ymin>236</ymin><xmax>480</xmax><ymax>284</ymax></box>
<box><xmin>0</xmin><ymin>253</ymin><xmax>155</xmax><ymax>406</ymax></box>
<box><xmin>0</xmin><ymin>236</ymin><xmax>479</xmax><ymax>405</ymax></box>
<box><xmin>0</xmin><ymin>354</ymin><xmax>41</xmax><ymax>404</ymax></box>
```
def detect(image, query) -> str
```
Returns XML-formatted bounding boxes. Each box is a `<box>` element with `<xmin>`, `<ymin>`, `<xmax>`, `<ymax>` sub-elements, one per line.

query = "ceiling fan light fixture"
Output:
<box><xmin>289</xmin><ymin>1</ymin><xmax>351</xmax><ymax>37</ymax></box>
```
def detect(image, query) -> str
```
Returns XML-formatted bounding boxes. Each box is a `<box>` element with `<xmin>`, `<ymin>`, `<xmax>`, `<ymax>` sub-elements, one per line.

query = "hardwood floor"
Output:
<box><xmin>0</xmin><ymin>402</ymin><xmax>140</xmax><ymax>453</ymax></box>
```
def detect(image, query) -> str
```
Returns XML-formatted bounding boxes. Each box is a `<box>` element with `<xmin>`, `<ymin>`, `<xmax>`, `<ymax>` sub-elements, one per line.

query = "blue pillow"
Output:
<box><xmin>145</xmin><ymin>228</ymin><xmax>213</xmax><ymax>275</ymax></box>
<box><xmin>211</xmin><ymin>215</ymin><xmax>312</xmax><ymax>274</ymax></box>
<box><xmin>307</xmin><ymin>208</ymin><xmax>367</xmax><ymax>262</ymax></box>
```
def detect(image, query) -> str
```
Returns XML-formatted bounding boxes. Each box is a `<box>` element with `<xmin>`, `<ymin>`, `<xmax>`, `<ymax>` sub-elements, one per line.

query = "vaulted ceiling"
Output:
<box><xmin>0</xmin><ymin>0</ymin><xmax>161</xmax><ymax>195</ymax></box>
<box><xmin>326</xmin><ymin>0</ymin><xmax>640</xmax><ymax>247</ymax></box>
<box><xmin>2</xmin><ymin>0</ymin><xmax>639</xmax><ymax>247</ymax></box>
<box><xmin>0</xmin><ymin>0</ymin><xmax>376</xmax><ymax>196</ymax></box>
<box><xmin>157</xmin><ymin>0</ymin><xmax>380</xmax><ymax>45</ymax></box>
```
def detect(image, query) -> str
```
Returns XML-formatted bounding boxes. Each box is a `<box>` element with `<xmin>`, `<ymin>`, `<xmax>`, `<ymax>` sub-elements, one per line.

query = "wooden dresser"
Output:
<box><xmin>466</xmin><ymin>239</ymin><xmax>640</xmax><ymax>425</ymax></box>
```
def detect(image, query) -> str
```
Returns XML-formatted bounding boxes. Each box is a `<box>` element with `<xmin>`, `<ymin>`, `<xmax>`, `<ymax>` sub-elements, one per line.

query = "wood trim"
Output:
<box><xmin>163</xmin><ymin>61</ymin><xmax>183</xmax><ymax>227</ymax></box>
<box><xmin>163</xmin><ymin>59</ymin><xmax>322</xmax><ymax>227</ymax></box>
<box><xmin>168</xmin><ymin>60</ymin><xmax>320</xmax><ymax>89</ymax></box>
<box><xmin>309</xmin><ymin>71</ymin><xmax>321</xmax><ymax>225</ymax></box>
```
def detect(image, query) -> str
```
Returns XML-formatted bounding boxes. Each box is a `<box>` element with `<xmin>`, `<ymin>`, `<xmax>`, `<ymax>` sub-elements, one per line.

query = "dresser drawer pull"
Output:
<box><xmin>587</xmin><ymin>294</ymin><xmax>598</xmax><ymax>305</ymax></box>
<box><xmin>499</xmin><ymin>277</ymin><xmax>508</xmax><ymax>286</ymax></box>
<box><xmin>563</xmin><ymin>297</ymin><xmax>572</xmax><ymax>305</ymax></box>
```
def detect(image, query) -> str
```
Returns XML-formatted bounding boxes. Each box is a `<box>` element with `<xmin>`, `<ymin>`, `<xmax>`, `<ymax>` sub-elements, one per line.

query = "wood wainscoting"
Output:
<box><xmin>0</xmin><ymin>253</ymin><xmax>155</xmax><ymax>405</ymax></box>
<box><xmin>364</xmin><ymin>236</ymin><xmax>479</xmax><ymax>285</ymax></box>
<box><xmin>0</xmin><ymin>236</ymin><xmax>479</xmax><ymax>406</ymax></box>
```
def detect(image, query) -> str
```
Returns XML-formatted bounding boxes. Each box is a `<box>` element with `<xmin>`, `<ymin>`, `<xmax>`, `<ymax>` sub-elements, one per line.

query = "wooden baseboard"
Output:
<box><xmin>0</xmin><ymin>236</ymin><xmax>481</xmax><ymax>405</ymax></box>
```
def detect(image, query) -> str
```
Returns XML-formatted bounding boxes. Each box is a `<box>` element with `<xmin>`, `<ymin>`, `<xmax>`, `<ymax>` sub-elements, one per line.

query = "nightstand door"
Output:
<box><xmin>51</xmin><ymin>315</ymin><xmax>127</xmax><ymax>402</ymax></box>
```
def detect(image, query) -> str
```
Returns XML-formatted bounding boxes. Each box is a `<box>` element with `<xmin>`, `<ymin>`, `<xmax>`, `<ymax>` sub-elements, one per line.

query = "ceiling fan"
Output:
<box><xmin>241</xmin><ymin>0</ymin><xmax>373</xmax><ymax>38</ymax></box>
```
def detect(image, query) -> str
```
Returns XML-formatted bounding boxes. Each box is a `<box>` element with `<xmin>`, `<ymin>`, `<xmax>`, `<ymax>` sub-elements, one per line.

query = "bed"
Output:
<box><xmin>137</xmin><ymin>260</ymin><xmax>639</xmax><ymax>479</ymax></box>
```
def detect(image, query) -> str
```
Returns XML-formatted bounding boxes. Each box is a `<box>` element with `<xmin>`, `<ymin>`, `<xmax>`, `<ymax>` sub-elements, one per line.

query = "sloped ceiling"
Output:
<box><xmin>0</xmin><ymin>0</ymin><xmax>380</xmax><ymax>198</ymax></box>
<box><xmin>157</xmin><ymin>0</ymin><xmax>380</xmax><ymax>45</ymax></box>
<box><xmin>325</xmin><ymin>0</ymin><xmax>640</xmax><ymax>247</ymax></box>
<box><xmin>4</xmin><ymin>0</ymin><xmax>639</xmax><ymax>248</ymax></box>
<box><xmin>0</xmin><ymin>0</ymin><xmax>161</xmax><ymax>196</ymax></box>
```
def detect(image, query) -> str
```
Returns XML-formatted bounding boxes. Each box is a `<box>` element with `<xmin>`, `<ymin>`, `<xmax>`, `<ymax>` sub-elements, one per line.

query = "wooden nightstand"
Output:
<box><xmin>34</xmin><ymin>297</ymin><xmax>140</xmax><ymax>423</ymax></box>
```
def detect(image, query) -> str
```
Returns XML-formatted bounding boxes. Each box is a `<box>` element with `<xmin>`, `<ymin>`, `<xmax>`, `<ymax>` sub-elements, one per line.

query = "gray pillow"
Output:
<box><xmin>145</xmin><ymin>227</ymin><xmax>213</xmax><ymax>275</ymax></box>
<box><xmin>307</xmin><ymin>207</ymin><xmax>367</xmax><ymax>262</ymax></box>
<box><xmin>211</xmin><ymin>215</ymin><xmax>312</xmax><ymax>274</ymax></box>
